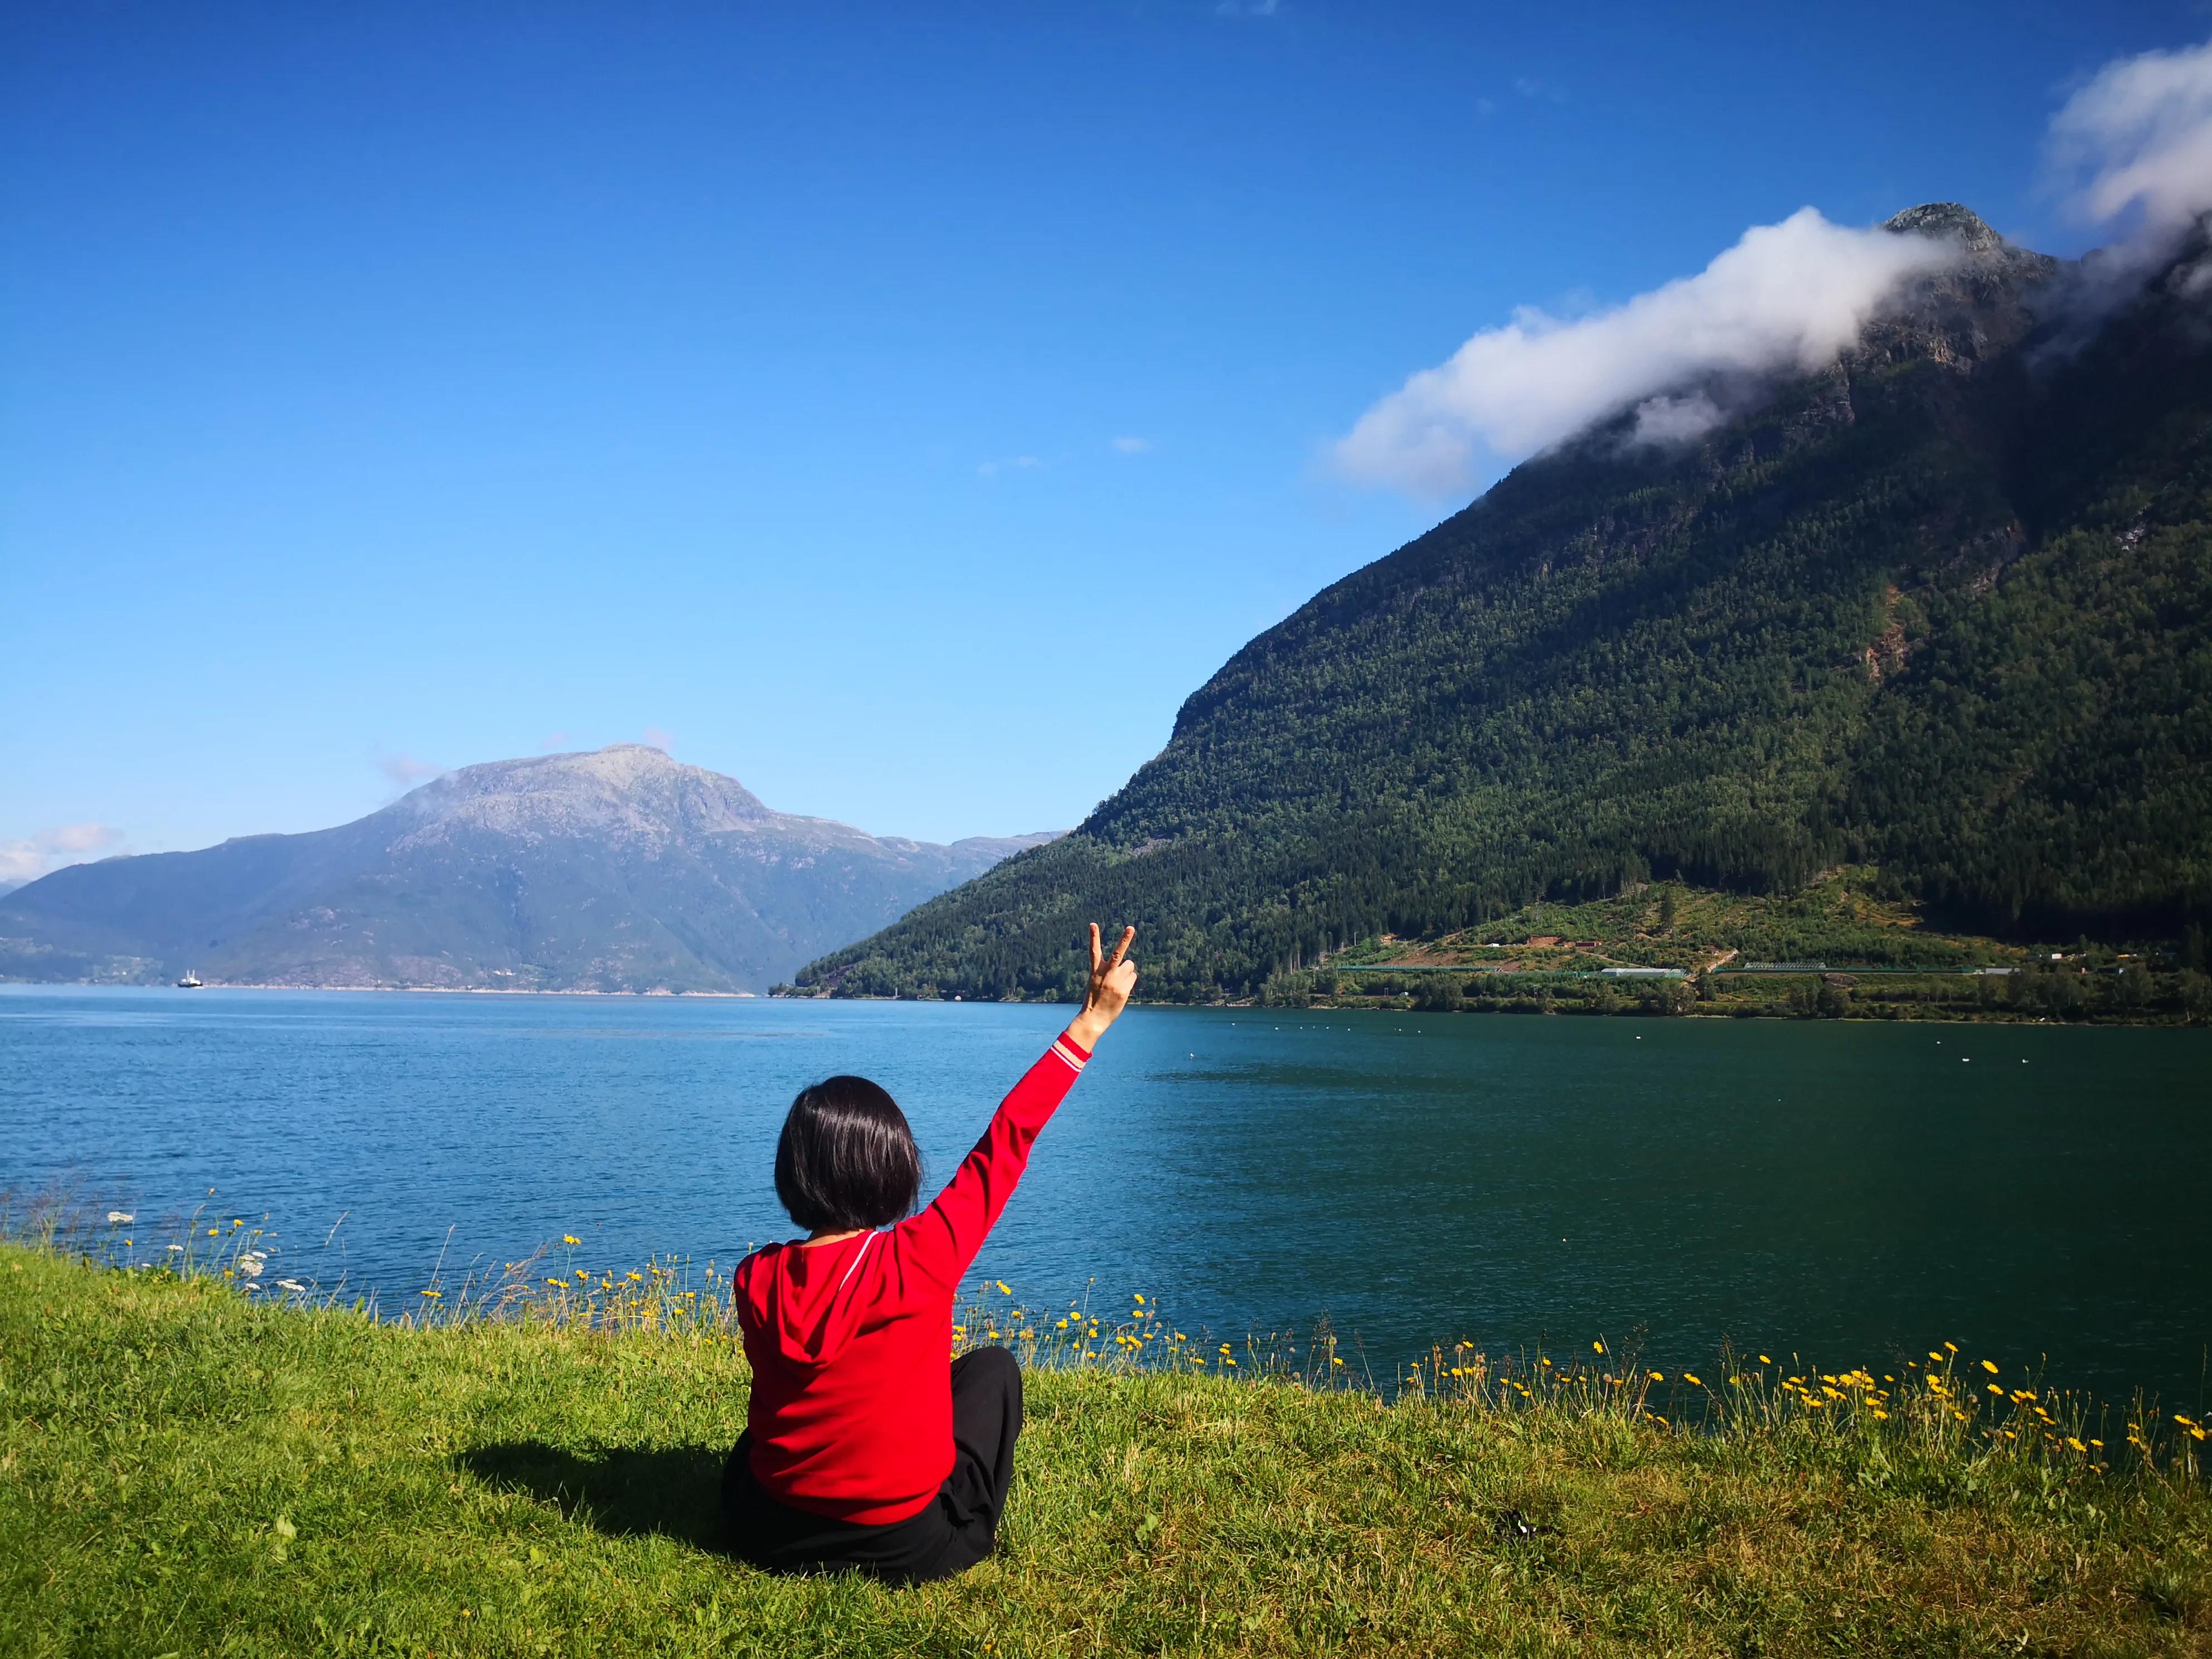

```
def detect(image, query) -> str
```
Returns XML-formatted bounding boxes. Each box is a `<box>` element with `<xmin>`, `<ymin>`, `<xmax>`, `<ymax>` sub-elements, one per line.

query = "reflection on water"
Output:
<box><xmin>2</xmin><ymin>987</ymin><xmax>2206</xmax><ymax>1406</ymax></box>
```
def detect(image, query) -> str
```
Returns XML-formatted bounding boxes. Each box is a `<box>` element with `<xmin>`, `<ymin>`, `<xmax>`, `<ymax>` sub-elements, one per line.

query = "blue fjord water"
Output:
<box><xmin>2</xmin><ymin>986</ymin><xmax>2206</xmax><ymax>1407</ymax></box>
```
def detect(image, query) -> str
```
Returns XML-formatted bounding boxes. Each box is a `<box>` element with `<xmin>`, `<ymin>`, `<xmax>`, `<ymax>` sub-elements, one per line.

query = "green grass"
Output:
<box><xmin>1331</xmin><ymin>869</ymin><xmax>2024</xmax><ymax>974</ymax></box>
<box><xmin>4</xmin><ymin>1244</ymin><xmax>2209</xmax><ymax>1658</ymax></box>
<box><xmin>1278</xmin><ymin>872</ymin><xmax>2212</xmax><ymax>1024</ymax></box>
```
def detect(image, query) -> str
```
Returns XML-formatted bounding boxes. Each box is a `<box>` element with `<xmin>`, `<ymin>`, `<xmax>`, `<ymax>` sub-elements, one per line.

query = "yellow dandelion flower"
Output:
<box><xmin>1593</xmin><ymin>1341</ymin><xmax>1604</xmax><ymax>1352</ymax></box>
<box><xmin>1648</xmin><ymin>1371</ymin><xmax>1665</xmax><ymax>1382</ymax></box>
<box><xmin>1758</xmin><ymin>1355</ymin><xmax>1771</xmax><ymax>1364</ymax></box>
<box><xmin>1682</xmin><ymin>1374</ymin><xmax>1702</xmax><ymax>1386</ymax></box>
<box><xmin>562</xmin><ymin>1235</ymin><xmax>581</xmax><ymax>1246</ymax></box>
<box><xmin>1980</xmin><ymin>1359</ymin><xmax>1998</xmax><ymax>1374</ymax></box>
<box><xmin>996</xmin><ymin>1281</ymin><xmax>1011</xmax><ymax>1296</ymax></box>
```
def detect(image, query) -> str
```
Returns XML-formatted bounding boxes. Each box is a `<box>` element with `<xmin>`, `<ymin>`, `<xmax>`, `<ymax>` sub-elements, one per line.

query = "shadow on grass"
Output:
<box><xmin>458</xmin><ymin>1441</ymin><xmax>733</xmax><ymax>1554</ymax></box>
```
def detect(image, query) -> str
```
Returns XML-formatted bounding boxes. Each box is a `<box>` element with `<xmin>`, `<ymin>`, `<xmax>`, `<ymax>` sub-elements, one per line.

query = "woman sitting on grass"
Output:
<box><xmin>723</xmin><ymin>923</ymin><xmax>1138</xmax><ymax>1584</ymax></box>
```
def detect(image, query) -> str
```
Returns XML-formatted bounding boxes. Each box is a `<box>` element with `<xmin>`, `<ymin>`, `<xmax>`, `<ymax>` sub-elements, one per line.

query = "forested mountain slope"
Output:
<box><xmin>801</xmin><ymin>207</ymin><xmax>2212</xmax><ymax>1002</ymax></box>
<box><xmin>0</xmin><ymin>745</ymin><xmax>1055</xmax><ymax>992</ymax></box>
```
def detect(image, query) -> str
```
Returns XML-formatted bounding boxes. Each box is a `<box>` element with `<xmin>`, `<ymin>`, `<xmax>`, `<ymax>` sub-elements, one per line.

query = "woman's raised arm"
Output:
<box><xmin>895</xmin><ymin>924</ymin><xmax>1138</xmax><ymax>1288</ymax></box>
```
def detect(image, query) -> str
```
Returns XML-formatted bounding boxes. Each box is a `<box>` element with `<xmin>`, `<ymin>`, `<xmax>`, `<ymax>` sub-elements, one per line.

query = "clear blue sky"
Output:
<box><xmin>2</xmin><ymin>1</ymin><xmax>2199</xmax><ymax>865</ymax></box>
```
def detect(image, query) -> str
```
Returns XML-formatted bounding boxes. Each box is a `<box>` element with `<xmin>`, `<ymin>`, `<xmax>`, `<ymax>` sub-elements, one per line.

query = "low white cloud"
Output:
<box><xmin>641</xmin><ymin>725</ymin><xmax>675</xmax><ymax>753</ymax></box>
<box><xmin>2051</xmin><ymin>36</ymin><xmax>2212</xmax><ymax>240</ymax></box>
<box><xmin>377</xmin><ymin>753</ymin><xmax>445</xmax><ymax>792</ymax></box>
<box><xmin>977</xmin><ymin>455</ymin><xmax>1046</xmax><ymax>478</ymax></box>
<box><xmin>1215</xmin><ymin>0</ymin><xmax>1279</xmax><ymax>16</ymax></box>
<box><xmin>540</xmin><ymin>731</ymin><xmax>574</xmax><ymax>751</ymax></box>
<box><xmin>1333</xmin><ymin>208</ymin><xmax>1964</xmax><ymax>496</ymax></box>
<box><xmin>0</xmin><ymin>823</ymin><xmax>129</xmax><ymax>891</ymax></box>
<box><xmin>1628</xmin><ymin>391</ymin><xmax>1727</xmax><ymax>447</ymax></box>
<box><xmin>1110</xmin><ymin>435</ymin><xmax>1152</xmax><ymax>454</ymax></box>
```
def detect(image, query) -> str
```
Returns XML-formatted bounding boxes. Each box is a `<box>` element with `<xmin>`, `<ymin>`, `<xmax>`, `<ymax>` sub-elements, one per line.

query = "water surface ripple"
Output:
<box><xmin>3</xmin><ymin>988</ymin><xmax>2206</xmax><ymax>1405</ymax></box>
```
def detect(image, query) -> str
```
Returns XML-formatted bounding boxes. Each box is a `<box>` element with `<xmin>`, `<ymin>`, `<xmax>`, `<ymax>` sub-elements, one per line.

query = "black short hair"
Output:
<box><xmin>774</xmin><ymin>1076</ymin><xmax>923</xmax><ymax>1234</ymax></box>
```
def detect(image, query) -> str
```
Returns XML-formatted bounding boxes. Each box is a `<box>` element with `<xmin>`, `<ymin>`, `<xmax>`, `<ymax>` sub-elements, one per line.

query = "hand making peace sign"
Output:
<box><xmin>1069</xmin><ymin>923</ymin><xmax>1138</xmax><ymax>1047</ymax></box>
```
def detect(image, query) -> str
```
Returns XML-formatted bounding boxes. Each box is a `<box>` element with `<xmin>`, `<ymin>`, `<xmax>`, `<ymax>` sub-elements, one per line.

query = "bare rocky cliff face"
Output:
<box><xmin>0</xmin><ymin>745</ymin><xmax>1059</xmax><ymax>992</ymax></box>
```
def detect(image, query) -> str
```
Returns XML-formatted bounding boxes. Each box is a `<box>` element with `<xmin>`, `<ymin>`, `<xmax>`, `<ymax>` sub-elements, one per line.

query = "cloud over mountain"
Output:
<box><xmin>2052</xmin><ymin>35</ymin><xmax>2212</xmax><ymax>242</ymax></box>
<box><xmin>1335</xmin><ymin>34</ymin><xmax>2212</xmax><ymax>501</ymax></box>
<box><xmin>1331</xmin><ymin>210</ymin><xmax>1964</xmax><ymax>496</ymax></box>
<box><xmin>0</xmin><ymin>823</ymin><xmax>128</xmax><ymax>893</ymax></box>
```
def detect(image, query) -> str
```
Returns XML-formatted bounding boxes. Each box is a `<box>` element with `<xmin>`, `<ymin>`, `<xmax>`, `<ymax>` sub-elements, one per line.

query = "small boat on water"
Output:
<box><xmin>175</xmin><ymin>970</ymin><xmax>203</xmax><ymax>988</ymax></box>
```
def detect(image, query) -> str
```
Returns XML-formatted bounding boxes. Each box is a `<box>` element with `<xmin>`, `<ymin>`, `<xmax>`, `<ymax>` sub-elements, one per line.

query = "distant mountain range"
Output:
<box><xmin>800</xmin><ymin>205</ymin><xmax>2212</xmax><ymax>1001</ymax></box>
<box><xmin>0</xmin><ymin>745</ymin><xmax>1058</xmax><ymax>992</ymax></box>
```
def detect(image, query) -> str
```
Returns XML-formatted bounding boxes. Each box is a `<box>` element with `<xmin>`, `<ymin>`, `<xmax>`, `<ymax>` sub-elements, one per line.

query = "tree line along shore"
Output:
<box><xmin>780</xmin><ymin>874</ymin><xmax>2212</xmax><ymax>1025</ymax></box>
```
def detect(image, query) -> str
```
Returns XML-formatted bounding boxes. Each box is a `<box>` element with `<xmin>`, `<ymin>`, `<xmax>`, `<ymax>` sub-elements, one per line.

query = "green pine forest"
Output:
<box><xmin>797</xmin><ymin>219</ymin><xmax>2212</xmax><ymax>1010</ymax></box>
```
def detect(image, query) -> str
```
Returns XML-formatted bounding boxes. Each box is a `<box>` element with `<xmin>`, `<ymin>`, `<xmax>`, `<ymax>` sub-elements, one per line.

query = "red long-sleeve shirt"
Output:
<box><xmin>731</xmin><ymin>1029</ymin><xmax>1091</xmax><ymax>1525</ymax></box>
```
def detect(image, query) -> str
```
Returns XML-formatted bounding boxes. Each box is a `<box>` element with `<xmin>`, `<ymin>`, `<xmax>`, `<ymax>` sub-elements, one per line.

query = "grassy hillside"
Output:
<box><xmin>4</xmin><ymin>1243</ymin><xmax>2208</xmax><ymax>1657</ymax></box>
<box><xmin>798</xmin><ymin>220</ymin><xmax>2212</xmax><ymax>1005</ymax></box>
<box><xmin>1262</xmin><ymin>871</ymin><xmax>2212</xmax><ymax>1023</ymax></box>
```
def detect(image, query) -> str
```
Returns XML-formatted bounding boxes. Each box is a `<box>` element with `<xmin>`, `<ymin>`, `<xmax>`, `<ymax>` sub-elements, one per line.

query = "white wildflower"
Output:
<box><xmin>108</xmin><ymin>1211</ymin><xmax>135</xmax><ymax>1224</ymax></box>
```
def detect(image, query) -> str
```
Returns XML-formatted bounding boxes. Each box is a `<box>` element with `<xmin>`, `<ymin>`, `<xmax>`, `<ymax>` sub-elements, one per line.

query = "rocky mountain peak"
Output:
<box><xmin>0</xmin><ymin>740</ymin><xmax>1055</xmax><ymax>992</ymax></box>
<box><xmin>1854</xmin><ymin>202</ymin><xmax>2056</xmax><ymax>373</ymax></box>
<box><xmin>390</xmin><ymin>743</ymin><xmax>772</xmax><ymax>848</ymax></box>
<box><xmin>1884</xmin><ymin>202</ymin><xmax>2006</xmax><ymax>255</ymax></box>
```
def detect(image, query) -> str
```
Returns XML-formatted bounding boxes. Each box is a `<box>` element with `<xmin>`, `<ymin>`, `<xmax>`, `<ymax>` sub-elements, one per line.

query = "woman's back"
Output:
<box><xmin>733</xmin><ymin>1032</ymin><xmax>1093</xmax><ymax>1525</ymax></box>
<box><xmin>723</xmin><ymin>926</ymin><xmax>1135</xmax><ymax>1583</ymax></box>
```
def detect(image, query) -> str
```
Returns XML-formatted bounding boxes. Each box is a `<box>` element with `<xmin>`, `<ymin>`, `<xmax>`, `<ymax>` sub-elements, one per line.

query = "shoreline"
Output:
<box><xmin>2</xmin><ymin>979</ymin><xmax>2202</xmax><ymax>1026</ymax></box>
<box><xmin>0</xmin><ymin>981</ymin><xmax>761</xmax><ymax>998</ymax></box>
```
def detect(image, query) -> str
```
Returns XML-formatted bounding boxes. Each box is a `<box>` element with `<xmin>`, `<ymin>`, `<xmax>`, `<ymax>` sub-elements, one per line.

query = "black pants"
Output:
<box><xmin>722</xmin><ymin>1346</ymin><xmax>1023</xmax><ymax>1585</ymax></box>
